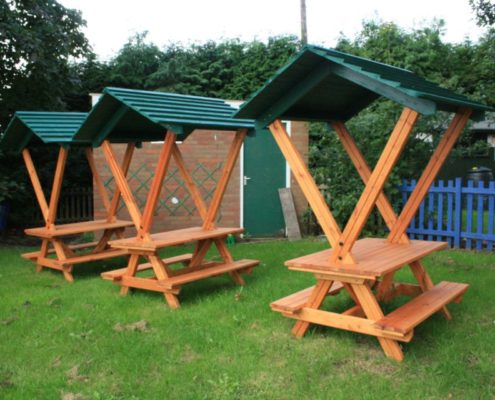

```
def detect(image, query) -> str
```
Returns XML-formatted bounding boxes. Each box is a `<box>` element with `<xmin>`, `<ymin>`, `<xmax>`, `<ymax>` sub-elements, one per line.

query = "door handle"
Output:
<box><xmin>243</xmin><ymin>176</ymin><xmax>251</xmax><ymax>186</ymax></box>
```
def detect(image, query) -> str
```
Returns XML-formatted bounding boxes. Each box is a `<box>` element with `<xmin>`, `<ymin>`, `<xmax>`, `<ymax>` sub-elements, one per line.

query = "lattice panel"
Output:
<box><xmin>102</xmin><ymin>162</ymin><xmax>224</xmax><ymax>219</ymax></box>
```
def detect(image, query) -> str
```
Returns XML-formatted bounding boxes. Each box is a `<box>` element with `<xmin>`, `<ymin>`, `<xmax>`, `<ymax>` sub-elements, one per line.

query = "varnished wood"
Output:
<box><xmin>270</xmin><ymin>282</ymin><xmax>344</xmax><ymax>314</ymax></box>
<box><xmin>203</xmin><ymin>129</ymin><xmax>246</xmax><ymax>230</ymax></box>
<box><xmin>22</xmin><ymin>149</ymin><xmax>49</xmax><ymax>222</ymax></box>
<box><xmin>46</xmin><ymin>147</ymin><xmax>69</xmax><ymax>228</ymax></box>
<box><xmin>108</xmin><ymin>143</ymin><xmax>135</xmax><ymax>222</ymax></box>
<box><xmin>110</xmin><ymin>226</ymin><xmax>244</xmax><ymax>251</ymax></box>
<box><xmin>140</xmin><ymin>133</ymin><xmax>176</xmax><ymax>238</ymax></box>
<box><xmin>332</xmin><ymin>108</ymin><xmax>419</xmax><ymax>263</ymax></box>
<box><xmin>25</xmin><ymin>219</ymin><xmax>133</xmax><ymax>238</ymax></box>
<box><xmin>286</xmin><ymin>238</ymin><xmax>447</xmax><ymax>278</ymax></box>
<box><xmin>352</xmin><ymin>282</ymin><xmax>404</xmax><ymax>361</ymax></box>
<box><xmin>269</xmin><ymin>119</ymin><xmax>342</xmax><ymax>249</ymax></box>
<box><xmin>85</xmin><ymin>148</ymin><xmax>110</xmax><ymax>213</ymax></box>
<box><xmin>388</xmin><ymin>108</ymin><xmax>472</xmax><ymax>242</ymax></box>
<box><xmin>331</xmin><ymin>121</ymin><xmax>410</xmax><ymax>244</ymax></box>
<box><xmin>172</xmin><ymin>143</ymin><xmax>208</xmax><ymax>221</ymax></box>
<box><xmin>375</xmin><ymin>281</ymin><xmax>468</xmax><ymax>333</ymax></box>
<box><xmin>101</xmin><ymin>140</ymin><xmax>143</xmax><ymax>230</ymax></box>
<box><xmin>292</xmin><ymin>279</ymin><xmax>334</xmax><ymax>337</ymax></box>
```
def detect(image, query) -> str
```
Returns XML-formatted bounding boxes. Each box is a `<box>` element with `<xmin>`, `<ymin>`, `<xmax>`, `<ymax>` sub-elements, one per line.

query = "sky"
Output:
<box><xmin>59</xmin><ymin>0</ymin><xmax>485</xmax><ymax>60</ymax></box>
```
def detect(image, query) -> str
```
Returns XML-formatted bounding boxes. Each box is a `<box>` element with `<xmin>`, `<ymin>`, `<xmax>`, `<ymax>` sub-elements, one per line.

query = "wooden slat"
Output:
<box><xmin>158</xmin><ymin>259</ymin><xmax>259</xmax><ymax>289</ymax></box>
<box><xmin>375</xmin><ymin>281</ymin><xmax>469</xmax><ymax>334</ymax></box>
<box><xmin>203</xmin><ymin>129</ymin><xmax>246</xmax><ymax>230</ymax></box>
<box><xmin>58</xmin><ymin>248</ymin><xmax>128</xmax><ymax>265</ymax></box>
<box><xmin>22</xmin><ymin>148</ymin><xmax>49</xmax><ymax>222</ymax></box>
<box><xmin>101</xmin><ymin>253</ymin><xmax>193</xmax><ymax>280</ymax></box>
<box><xmin>117</xmin><ymin>275</ymin><xmax>180</xmax><ymax>294</ymax></box>
<box><xmin>331</xmin><ymin>121</ymin><xmax>409</xmax><ymax>244</ymax></box>
<box><xmin>46</xmin><ymin>147</ymin><xmax>69</xmax><ymax>228</ymax></box>
<box><xmin>108</xmin><ymin>143</ymin><xmax>135</xmax><ymax>221</ymax></box>
<box><xmin>286</xmin><ymin>238</ymin><xmax>447</xmax><ymax>278</ymax></box>
<box><xmin>109</xmin><ymin>226</ymin><xmax>244</xmax><ymax>251</ymax></box>
<box><xmin>332</xmin><ymin>108</ymin><xmax>419</xmax><ymax>263</ymax></box>
<box><xmin>270</xmin><ymin>282</ymin><xmax>344</xmax><ymax>314</ymax></box>
<box><xmin>25</xmin><ymin>219</ymin><xmax>133</xmax><ymax>238</ymax></box>
<box><xmin>285</xmin><ymin>307</ymin><xmax>413</xmax><ymax>343</ymax></box>
<box><xmin>85</xmin><ymin>147</ymin><xmax>111</xmax><ymax>213</ymax></box>
<box><xmin>388</xmin><ymin>108</ymin><xmax>472</xmax><ymax>242</ymax></box>
<box><xmin>269</xmin><ymin>119</ymin><xmax>342</xmax><ymax>249</ymax></box>
<box><xmin>172</xmin><ymin>143</ymin><xmax>208</xmax><ymax>221</ymax></box>
<box><xmin>101</xmin><ymin>140</ymin><xmax>143</xmax><ymax>231</ymax></box>
<box><xmin>21</xmin><ymin>241</ymin><xmax>99</xmax><ymax>260</ymax></box>
<box><xmin>140</xmin><ymin>132</ymin><xmax>176</xmax><ymax>238</ymax></box>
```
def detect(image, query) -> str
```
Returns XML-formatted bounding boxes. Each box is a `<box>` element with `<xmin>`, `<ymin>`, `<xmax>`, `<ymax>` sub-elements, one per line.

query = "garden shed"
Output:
<box><xmin>89</xmin><ymin>88</ymin><xmax>309</xmax><ymax>237</ymax></box>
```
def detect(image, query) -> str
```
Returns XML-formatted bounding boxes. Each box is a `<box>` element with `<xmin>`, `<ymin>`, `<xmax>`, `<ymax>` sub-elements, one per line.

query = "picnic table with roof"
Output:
<box><xmin>0</xmin><ymin>112</ymin><xmax>135</xmax><ymax>282</ymax></box>
<box><xmin>234</xmin><ymin>45</ymin><xmax>493</xmax><ymax>361</ymax></box>
<box><xmin>74</xmin><ymin>87</ymin><xmax>259</xmax><ymax>308</ymax></box>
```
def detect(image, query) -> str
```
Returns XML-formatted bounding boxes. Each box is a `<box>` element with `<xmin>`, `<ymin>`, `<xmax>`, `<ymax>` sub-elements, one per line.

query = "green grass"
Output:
<box><xmin>0</xmin><ymin>239</ymin><xmax>494</xmax><ymax>399</ymax></box>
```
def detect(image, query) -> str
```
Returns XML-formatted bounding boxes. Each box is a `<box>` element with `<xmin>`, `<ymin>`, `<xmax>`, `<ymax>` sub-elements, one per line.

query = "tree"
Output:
<box><xmin>108</xmin><ymin>32</ymin><xmax>162</xmax><ymax>89</ymax></box>
<box><xmin>469</xmin><ymin>0</ymin><xmax>495</xmax><ymax>27</ymax></box>
<box><xmin>0</xmin><ymin>0</ymin><xmax>90</xmax><ymax>131</ymax></box>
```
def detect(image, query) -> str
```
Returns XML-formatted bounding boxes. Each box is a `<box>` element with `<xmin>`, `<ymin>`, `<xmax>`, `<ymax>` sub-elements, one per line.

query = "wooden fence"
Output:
<box><xmin>400</xmin><ymin>178</ymin><xmax>495</xmax><ymax>250</ymax></box>
<box><xmin>32</xmin><ymin>186</ymin><xmax>93</xmax><ymax>225</ymax></box>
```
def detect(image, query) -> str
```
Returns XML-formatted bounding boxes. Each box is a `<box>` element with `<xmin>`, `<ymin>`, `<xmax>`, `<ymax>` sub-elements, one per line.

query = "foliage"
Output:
<box><xmin>0</xmin><ymin>0</ymin><xmax>90</xmax><ymax>130</ymax></box>
<box><xmin>147</xmin><ymin>36</ymin><xmax>300</xmax><ymax>99</ymax></box>
<box><xmin>469</xmin><ymin>0</ymin><xmax>495</xmax><ymax>27</ymax></box>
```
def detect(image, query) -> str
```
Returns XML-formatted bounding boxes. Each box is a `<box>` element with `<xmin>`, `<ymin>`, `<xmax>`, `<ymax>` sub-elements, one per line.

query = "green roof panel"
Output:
<box><xmin>0</xmin><ymin>112</ymin><xmax>89</xmax><ymax>154</ymax></box>
<box><xmin>235</xmin><ymin>45</ymin><xmax>493</xmax><ymax>126</ymax></box>
<box><xmin>75</xmin><ymin>87</ymin><xmax>255</xmax><ymax>146</ymax></box>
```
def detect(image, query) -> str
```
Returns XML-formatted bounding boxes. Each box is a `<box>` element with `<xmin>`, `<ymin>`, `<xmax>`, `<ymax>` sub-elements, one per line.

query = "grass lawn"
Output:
<box><xmin>0</xmin><ymin>239</ymin><xmax>494</xmax><ymax>399</ymax></box>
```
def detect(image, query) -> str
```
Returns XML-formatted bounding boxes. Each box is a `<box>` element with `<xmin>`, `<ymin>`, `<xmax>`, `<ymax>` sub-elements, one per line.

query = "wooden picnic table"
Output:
<box><xmin>233</xmin><ymin>45</ymin><xmax>492</xmax><ymax>360</ymax></box>
<box><xmin>0</xmin><ymin>112</ymin><xmax>135</xmax><ymax>282</ymax></box>
<box><xmin>72</xmin><ymin>88</ymin><xmax>259</xmax><ymax>308</ymax></box>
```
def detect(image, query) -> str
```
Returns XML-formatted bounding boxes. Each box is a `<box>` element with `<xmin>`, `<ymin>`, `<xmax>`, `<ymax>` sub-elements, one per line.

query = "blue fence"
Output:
<box><xmin>399</xmin><ymin>178</ymin><xmax>495</xmax><ymax>250</ymax></box>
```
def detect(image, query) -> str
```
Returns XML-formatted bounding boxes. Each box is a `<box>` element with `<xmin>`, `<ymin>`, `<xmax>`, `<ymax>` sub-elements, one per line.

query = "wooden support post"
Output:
<box><xmin>172</xmin><ymin>143</ymin><xmax>208</xmax><ymax>221</ymax></box>
<box><xmin>352</xmin><ymin>282</ymin><xmax>404</xmax><ymax>361</ymax></box>
<box><xmin>332</xmin><ymin>108</ymin><xmax>419</xmax><ymax>263</ymax></box>
<box><xmin>107</xmin><ymin>143</ymin><xmax>135</xmax><ymax>222</ymax></box>
<box><xmin>203</xmin><ymin>129</ymin><xmax>246</xmax><ymax>230</ymax></box>
<box><xmin>46</xmin><ymin>147</ymin><xmax>69</xmax><ymax>229</ymax></box>
<box><xmin>101</xmin><ymin>140</ymin><xmax>143</xmax><ymax>231</ymax></box>
<box><xmin>140</xmin><ymin>133</ymin><xmax>176</xmax><ymax>239</ymax></box>
<box><xmin>331</xmin><ymin>121</ymin><xmax>409</xmax><ymax>244</ymax></box>
<box><xmin>269</xmin><ymin>119</ymin><xmax>343</xmax><ymax>250</ymax></box>
<box><xmin>85</xmin><ymin>148</ymin><xmax>111</xmax><ymax>214</ymax></box>
<box><xmin>292</xmin><ymin>279</ymin><xmax>334</xmax><ymax>337</ymax></box>
<box><xmin>332</xmin><ymin>120</ymin><xmax>450</xmax><ymax>317</ymax></box>
<box><xmin>388</xmin><ymin>108</ymin><xmax>471</xmax><ymax>242</ymax></box>
<box><xmin>22</xmin><ymin>148</ymin><xmax>49</xmax><ymax>223</ymax></box>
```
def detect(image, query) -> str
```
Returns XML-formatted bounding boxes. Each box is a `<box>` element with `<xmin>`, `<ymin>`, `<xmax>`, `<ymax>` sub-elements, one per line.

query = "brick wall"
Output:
<box><xmin>93</xmin><ymin>123</ymin><xmax>309</xmax><ymax>235</ymax></box>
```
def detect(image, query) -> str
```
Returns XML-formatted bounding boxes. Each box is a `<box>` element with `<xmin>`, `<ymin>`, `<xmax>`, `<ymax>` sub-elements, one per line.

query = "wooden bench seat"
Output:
<box><xmin>158</xmin><ymin>259</ymin><xmax>258</xmax><ymax>289</ymax></box>
<box><xmin>21</xmin><ymin>241</ymin><xmax>99</xmax><ymax>260</ymax></box>
<box><xmin>25</xmin><ymin>219</ymin><xmax>134</xmax><ymax>238</ymax></box>
<box><xmin>109</xmin><ymin>226</ymin><xmax>244</xmax><ymax>251</ymax></box>
<box><xmin>101</xmin><ymin>253</ymin><xmax>193</xmax><ymax>280</ymax></box>
<box><xmin>286</xmin><ymin>238</ymin><xmax>448</xmax><ymax>278</ymax></box>
<box><xmin>374</xmin><ymin>281</ymin><xmax>469</xmax><ymax>334</ymax></box>
<box><xmin>271</xmin><ymin>282</ymin><xmax>344</xmax><ymax>314</ymax></box>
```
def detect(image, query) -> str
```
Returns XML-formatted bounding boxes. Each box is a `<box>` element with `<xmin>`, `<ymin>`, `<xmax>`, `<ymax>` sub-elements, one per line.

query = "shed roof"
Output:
<box><xmin>235</xmin><ymin>45</ymin><xmax>493</xmax><ymax>126</ymax></box>
<box><xmin>74</xmin><ymin>87</ymin><xmax>255</xmax><ymax>146</ymax></box>
<box><xmin>0</xmin><ymin>112</ymin><xmax>88</xmax><ymax>154</ymax></box>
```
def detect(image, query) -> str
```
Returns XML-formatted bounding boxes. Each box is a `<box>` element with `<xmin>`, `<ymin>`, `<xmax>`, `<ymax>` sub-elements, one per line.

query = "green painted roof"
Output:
<box><xmin>74</xmin><ymin>87</ymin><xmax>254</xmax><ymax>146</ymax></box>
<box><xmin>235</xmin><ymin>45</ymin><xmax>493</xmax><ymax>126</ymax></box>
<box><xmin>0</xmin><ymin>112</ymin><xmax>89</xmax><ymax>154</ymax></box>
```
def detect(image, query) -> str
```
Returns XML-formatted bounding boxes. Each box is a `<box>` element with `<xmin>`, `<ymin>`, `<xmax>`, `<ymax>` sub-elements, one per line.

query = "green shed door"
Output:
<box><xmin>243</xmin><ymin>127</ymin><xmax>286</xmax><ymax>237</ymax></box>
